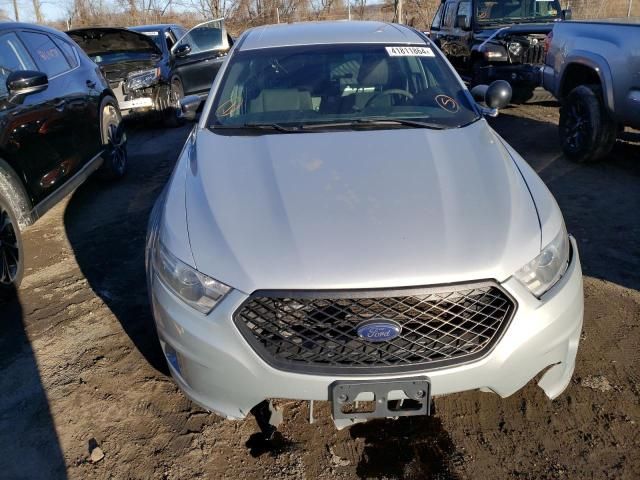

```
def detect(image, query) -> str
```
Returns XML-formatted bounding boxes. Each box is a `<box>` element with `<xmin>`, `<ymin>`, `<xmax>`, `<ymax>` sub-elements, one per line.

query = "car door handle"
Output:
<box><xmin>86</xmin><ymin>80</ymin><xmax>96</xmax><ymax>88</ymax></box>
<box><xmin>54</xmin><ymin>99</ymin><xmax>66</xmax><ymax>112</ymax></box>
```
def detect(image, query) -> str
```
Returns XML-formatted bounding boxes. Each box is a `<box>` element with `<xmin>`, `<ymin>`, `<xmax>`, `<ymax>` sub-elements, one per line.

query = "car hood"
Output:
<box><xmin>474</xmin><ymin>23</ymin><xmax>555</xmax><ymax>40</ymax></box>
<box><xmin>185</xmin><ymin>120</ymin><xmax>541</xmax><ymax>293</ymax></box>
<box><xmin>67</xmin><ymin>27</ymin><xmax>162</xmax><ymax>57</ymax></box>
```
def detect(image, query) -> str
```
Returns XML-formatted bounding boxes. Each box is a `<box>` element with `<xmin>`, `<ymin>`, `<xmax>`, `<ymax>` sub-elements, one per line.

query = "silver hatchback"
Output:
<box><xmin>146</xmin><ymin>21</ymin><xmax>583</xmax><ymax>429</ymax></box>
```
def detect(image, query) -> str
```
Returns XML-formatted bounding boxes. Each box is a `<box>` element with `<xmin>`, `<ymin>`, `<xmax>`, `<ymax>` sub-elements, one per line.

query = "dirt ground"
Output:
<box><xmin>1</xmin><ymin>104</ymin><xmax>639</xmax><ymax>480</ymax></box>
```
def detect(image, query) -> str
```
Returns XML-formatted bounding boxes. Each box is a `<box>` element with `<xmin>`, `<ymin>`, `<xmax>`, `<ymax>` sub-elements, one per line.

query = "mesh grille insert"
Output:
<box><xmin>234</xmin><ymin>283</ymin><xmax>517</xmax><ymax>374</ymax></box>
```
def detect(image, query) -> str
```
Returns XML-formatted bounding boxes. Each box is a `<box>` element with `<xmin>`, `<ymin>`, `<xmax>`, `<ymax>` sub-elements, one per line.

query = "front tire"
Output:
<box><xmin>99</xmin><ymin>96</ymin><xmax>128</xmax><ymax>179</ymax></box>
<box><xmin>559</xmin><ymin>85</ymin><xmax>616</xmax><ymax>163</ymax></box>
<box><xmin>164</xmin><ymin>77</ymin><xmax>185</xmax><ymax>128</ymax></box>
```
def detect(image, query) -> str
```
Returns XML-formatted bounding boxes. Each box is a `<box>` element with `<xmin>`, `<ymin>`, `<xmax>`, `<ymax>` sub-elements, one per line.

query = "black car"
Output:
<box><xmin>429</xmin><ymin>0</ymin><xmax>571</xmax><ymax>102</ymax></box>
<box><xmin>68</xmin><ymin>20</ymin><xmax>233</xmax><ymax>126</ymax></box>
<box><xmin>0</xmin><ymin>22</ymin><xmax>127</xmax><ymax>292</ymax></box>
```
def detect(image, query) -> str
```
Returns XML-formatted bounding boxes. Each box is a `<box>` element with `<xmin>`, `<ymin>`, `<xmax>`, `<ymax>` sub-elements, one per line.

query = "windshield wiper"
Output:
<box><xmin>301</xmin><ymin>118</ymin><xmax>448</xmax><ymax>130</ymax></box>
<box><xmin>210</xmin><ymin>122</ymin><xmax>301</xmax><ymax>133</ymax></box>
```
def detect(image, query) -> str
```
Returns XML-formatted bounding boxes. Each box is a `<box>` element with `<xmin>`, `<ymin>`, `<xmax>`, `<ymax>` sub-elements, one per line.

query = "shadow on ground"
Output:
<box><xmin>0</xmin><ymin>287</ymin><xmax>67</xmax><ymax>479</ymax></box>
<box><xmin>490</xmin><ymin>111</ymin><xmax>640</xmax><ymax>291</ymax></box>
<box><xmin>63</xmin><ymin>123</ymin><xmax>192</xmax><ymax>374</ymax></box>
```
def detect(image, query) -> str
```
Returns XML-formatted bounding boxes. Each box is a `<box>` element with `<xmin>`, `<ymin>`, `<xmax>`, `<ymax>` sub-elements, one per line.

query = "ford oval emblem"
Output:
<box><xmin>356</xmin><ymin>319</ymin><xmax>402</xmax><ymax>342</ymax></box>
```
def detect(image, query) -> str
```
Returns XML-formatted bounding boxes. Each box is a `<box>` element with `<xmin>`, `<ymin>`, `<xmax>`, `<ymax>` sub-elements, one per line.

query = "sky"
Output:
<box><xmin>2</xmin><ymin>0</ymin><xmax>68</xmax><ymax>22</ymax></box>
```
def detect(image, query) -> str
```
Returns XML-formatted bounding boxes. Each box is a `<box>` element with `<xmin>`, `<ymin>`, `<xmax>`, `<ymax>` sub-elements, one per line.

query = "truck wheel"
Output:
<box><xmin>99</xmin><ymin>96</ymin><xmax>128</xmax><ymax>179</ymax></box>
<box><xmin>0</xmin><ymin>176</ymin><xmax>26</xmax><ymax>293</ymax></box>
<box><xmin>559</xmin><ymin>85</ymin><xmax>616</xmax><ymax>163</ymax></box>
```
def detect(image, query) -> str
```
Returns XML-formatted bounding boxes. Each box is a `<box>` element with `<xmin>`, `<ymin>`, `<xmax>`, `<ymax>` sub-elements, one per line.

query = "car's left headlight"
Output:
<box><xmin>514</xmin><ymin>223</ymin><xmax>570</xmax><ymax>298</ymax></box>
<box><xmin>153</xmin><ymin>240</ymin><xmax>231</xmax><ymax>313</ymax></box>
<box><xmin>126</xmin><ymin>68</ymin><xmax>160</xmax><ymax>91</ymax></box>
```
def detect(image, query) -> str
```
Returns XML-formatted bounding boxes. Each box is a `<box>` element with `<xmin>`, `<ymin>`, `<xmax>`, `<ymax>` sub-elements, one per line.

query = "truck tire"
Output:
<box><xmin>0</xmin><ymin>164</ymin><xmax>28</xmax><ymax>293</ymax></box>
<box><xmin>559</xmin><ymin>85</ymin><xmax>616</xmax><ymax>163</ymax></box>
<box><xmin>98</xmin><ymin>96</ymin><xmax>128</xmax><ymax>180</ymax></box>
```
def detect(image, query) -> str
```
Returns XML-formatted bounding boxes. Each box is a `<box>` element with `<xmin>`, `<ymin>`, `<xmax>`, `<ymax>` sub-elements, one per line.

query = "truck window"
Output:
<box><xmin>431</xmin><ymin>4</ymin><xmax>444</xmax><ymax>30</ymax></box>
<box><xmin>443</xmin><ymin>1</ymin><xmax>458</xmax><ymax>28</ymax></box>
<box><xmin>457</xmin><ymin>1</ymin><xmax>471</xmax><ymax>18</ymax></box>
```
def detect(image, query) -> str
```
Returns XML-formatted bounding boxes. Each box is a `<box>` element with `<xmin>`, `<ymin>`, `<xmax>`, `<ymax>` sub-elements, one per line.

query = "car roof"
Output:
<box><xmin>238</xmin><ymin>21</ymin><xmax>426</xmax><ymax>51</ymax></box>
<box><xmin>0</xmin><ymin>21</ymin><xmax>69</xmax><ymax>38</ymax></box>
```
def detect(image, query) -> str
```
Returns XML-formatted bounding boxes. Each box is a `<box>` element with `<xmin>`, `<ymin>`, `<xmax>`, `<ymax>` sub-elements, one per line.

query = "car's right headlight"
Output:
<box><xmin>126</xmin><ymin>68</ymin><xmax>160</xmax><ymax>91</ymax></box>
<box><xmin>153</xmin><ymin>240</ymin><xmax>231</xmax><ymax>314</ymax></box>
<box><xmin>514</xmin><ymin>223</ymin><xmax>571</xmax><ymax>298</ymax></box>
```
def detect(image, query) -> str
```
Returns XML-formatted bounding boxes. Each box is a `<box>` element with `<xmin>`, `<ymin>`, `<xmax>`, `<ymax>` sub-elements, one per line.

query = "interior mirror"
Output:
<box><xmin>174</xmin><ymin>44</ymin><xmax>191</xmax><ymax>58</ymax></box>
<box><xmin>456</xmin><ymin>14</ymin><xmax>471</xmax><ymax>30</ymax></box>
<box><xmin>562</xmin><ymin>9</ymin><xmax>572</xmax><ymax>20</ymax></box>
<box><xmin>7</xmin><ymin>70</ymin><xmax>48</xmax><ymax>97</ymax></box>
<box><xmin>470</xmin><ymin>80</ymin><xmax>512</xmax><ymax>114</ymax></box>
<box><xmin>178</xmin><ymin>95</ymin><xmax>202</xmax><ymax>121</ymax></box>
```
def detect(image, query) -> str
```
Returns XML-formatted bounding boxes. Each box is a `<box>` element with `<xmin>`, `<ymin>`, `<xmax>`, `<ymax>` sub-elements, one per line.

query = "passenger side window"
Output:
<box><xmin>0</xmin><ymin>32</ymin><xmax>37</xmax><ymax>98</ymax></box>
<box><xmin>52</xmin><ymin>37</ymin><xmax>78</xmax><ymax>69</ymax></box>
<box><xmin>19</xmin><ymin>31</ymin><xmax>70</xmax><ymax>77</ymax></box>
<box><xmin>457</xmin><ymin>2</ymin><xmax>471</xmax><ymax>18</ymax></box>
<box><xmin>431</xmin><ymin>4</ymin><xmax>444</xmax><ymax>30</ymax></box>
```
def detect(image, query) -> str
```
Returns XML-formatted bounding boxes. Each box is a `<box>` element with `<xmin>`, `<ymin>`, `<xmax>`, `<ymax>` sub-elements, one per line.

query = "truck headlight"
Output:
<box><xmin>508</xmin><ymin>42</ymin><xmax>523</xmax><ymax>56</ymax></box>
<box><xmin>153</xmin><ymin>240</ymin><xmax>231</xmax><ymax>313</ymax></box>
<box><xmin>481</xmin><ymin>44</ymin><xmax>508</xmax><ymax>61</ymax></box>
<box><xmin>126</xmin><ymin>68</ymin><xmax>160</xmax><ymax>91</ymax></box>
<box><xmin>514</xmin><ymin>223</ymin><xmax>570</xmax><ymax>298</ymax></box>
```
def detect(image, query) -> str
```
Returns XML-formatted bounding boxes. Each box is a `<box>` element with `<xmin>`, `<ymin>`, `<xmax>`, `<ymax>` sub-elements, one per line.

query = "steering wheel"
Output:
<box><xmin>364</xmin><ymin>89</ymin><xmax>414</xmax><ymax>109</ymax></box>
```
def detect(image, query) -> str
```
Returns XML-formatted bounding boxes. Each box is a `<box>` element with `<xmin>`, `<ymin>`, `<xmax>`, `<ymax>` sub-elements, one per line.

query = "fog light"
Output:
<box><xmin>164</xmin><ymin>343</ymin><xmax>182</xmax><ymax>375</ymax></box>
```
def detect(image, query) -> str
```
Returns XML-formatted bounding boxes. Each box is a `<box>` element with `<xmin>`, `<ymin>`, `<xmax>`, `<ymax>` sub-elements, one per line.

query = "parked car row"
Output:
<box><xmin>429</xmin><ymin>0</ymin><xmax>640</xmax><ymax>163</ymax></box>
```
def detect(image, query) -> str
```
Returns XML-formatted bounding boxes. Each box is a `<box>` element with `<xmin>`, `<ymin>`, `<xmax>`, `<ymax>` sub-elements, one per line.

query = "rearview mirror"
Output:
<box><xmin>173</xmin><ymin>44</ymin><xmax>192</xmax><ymax>58</ymax></box>
<box><xmin>7</xmin><ymin>70</ymin><xmax>48</xmax><ymax>97</ymax></box>
<box><xmin>178</xmin><ymin>95</ymin><xmax>202</xmax><ymax>121</ymax></box>
<box><xmin>470</xmin><ymin>80</ymin><xmax>512</xmax><ymax>115</ymax></box>
<box><xmin>456</xmin><ymin>14</ymin><xmax>471</xmax><ymax>30</ymax></box>
<box><xmin>562</xmin><ymin>8</ymin><xmax>572</xmax><ymax>20</ymax></box>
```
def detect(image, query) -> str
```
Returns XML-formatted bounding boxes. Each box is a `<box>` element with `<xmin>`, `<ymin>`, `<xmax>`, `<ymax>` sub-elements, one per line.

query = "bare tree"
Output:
<box><xmin>32</xmin><ymin>0</ymin><xmax>43</xmax><ymax>23</ymax></box>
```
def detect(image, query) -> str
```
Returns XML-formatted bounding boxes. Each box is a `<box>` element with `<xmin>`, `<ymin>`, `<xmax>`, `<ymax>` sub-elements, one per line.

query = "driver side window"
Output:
<box><xmin>0</xmin><ymin>32</ymin><xmax>37</xmax><ymax>98</ymax></box>
<box><xmin>174</xmin><ymin>20</ymin><xmax>228</xmax><ymax>56</ymax></box>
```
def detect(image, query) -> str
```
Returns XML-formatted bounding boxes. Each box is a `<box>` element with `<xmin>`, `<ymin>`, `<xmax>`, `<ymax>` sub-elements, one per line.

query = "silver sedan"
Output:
<box><xmin>146</xmin><ymin>21</ymin><xmax>583</xmax><ymax>429</ymax></box>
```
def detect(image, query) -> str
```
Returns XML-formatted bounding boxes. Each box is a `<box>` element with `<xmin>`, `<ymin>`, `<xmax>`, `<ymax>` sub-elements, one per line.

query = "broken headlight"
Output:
<box><xmin>514</xmin><ymin>223</ymin><xmax>570</xmax><ymax>298</ymax></box>
<box><xmin>126</xmin><ymin>68</ymin><xmax>160</xmax><ymax>91</ymax></box>
<box><xmin>153</xmin><ymin>240</ymin><xmax>231</xmax><ymax>314</ymax></box>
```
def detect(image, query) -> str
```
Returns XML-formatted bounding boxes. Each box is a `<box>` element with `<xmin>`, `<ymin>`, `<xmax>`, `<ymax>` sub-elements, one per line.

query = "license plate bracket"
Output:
<box><xmin>330</xmin><ymin>377</ymin><xmax>431</xmax><ymax>421</ymax></box>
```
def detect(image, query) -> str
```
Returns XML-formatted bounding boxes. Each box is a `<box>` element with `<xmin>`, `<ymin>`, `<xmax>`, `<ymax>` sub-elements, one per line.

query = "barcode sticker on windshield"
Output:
<box><xmin>385</xmin><ymin>46</ymin><xmax>435</xmax><ymax>57</ymax></box>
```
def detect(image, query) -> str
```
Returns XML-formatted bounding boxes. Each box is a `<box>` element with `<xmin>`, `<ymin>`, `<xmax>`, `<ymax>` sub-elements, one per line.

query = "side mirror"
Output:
<box><xmin>561</xmin><ymin>8</ymin><xmax>572</xmax><ymax>20</ymax></box>
<box><xmin>470</xmin><ymin>80</ymin><xmax>512</xmax><ymax>115</ymax></box>
<box><xmin>456</xmin><ymin>14</ymin><xmax>471</xmax><ymax>30</ymax></box>
<box><xmin>173</xmin><ymin>44</ymin><xmax>192</xmax><ymax>58</ymax></box>
<box><xmin>7</xmin><ymin>70</ymin><xmax>48</xmax><ymax>97</ymax></box>
<box><xmin>178</xmin><ymin>95</ymin><xmax>202</xmax><ymax>121</ymax></box>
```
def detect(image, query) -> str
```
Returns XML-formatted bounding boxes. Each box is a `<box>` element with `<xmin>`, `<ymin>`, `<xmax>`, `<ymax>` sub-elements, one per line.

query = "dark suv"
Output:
<box><xmin>429</xmin><ymin>0</ymin><xmax>571</xmax><ymax>102</ymax></box>
<box><xmin>0</xmin><ymin>23</ymin><xmax>126</xmax><ymax>292</ymax></box>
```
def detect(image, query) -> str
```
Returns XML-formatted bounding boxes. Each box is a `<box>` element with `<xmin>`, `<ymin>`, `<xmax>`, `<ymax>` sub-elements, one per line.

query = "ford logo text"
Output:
<box><xmin>356</xmin><ymin>319</ymin><xmax>402</xmax><ymax>342</ymax></box>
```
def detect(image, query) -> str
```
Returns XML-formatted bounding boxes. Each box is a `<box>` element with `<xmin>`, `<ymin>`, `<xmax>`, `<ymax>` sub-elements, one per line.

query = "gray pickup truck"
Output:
<box><xmin>543</xmin><ymin>20</ymin><xmax>640</xmax><ymax>163</ymax></box>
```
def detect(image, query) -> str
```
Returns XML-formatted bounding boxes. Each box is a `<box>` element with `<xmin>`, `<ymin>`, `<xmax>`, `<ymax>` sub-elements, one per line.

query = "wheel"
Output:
<box><xmin>0</xmin><ymin>187</ymin><xmax>25</xmax><ymax>293</ymax></box>
<box><xmin>99</xmin><ymin>96</ymin><xmax>128</xmax><ymax>179</ymax></box>
<box><xmin>559</xmin><ymin>85</ymin><xmax>616</xmax><ymax>163</ymax></box>
<box><xmin>164</xmin><ymin>77</ymin><xmax>185</xmax><ymax>128</ymax></box>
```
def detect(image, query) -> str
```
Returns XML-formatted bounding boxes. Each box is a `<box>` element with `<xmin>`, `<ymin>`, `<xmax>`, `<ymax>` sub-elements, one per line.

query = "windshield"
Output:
<box><xmin>208</xmin><ymin>43</ymin><xmax>479</xmax><ymax>130</ymax></box>
<box><xmin>475</xmin><ymin>0</ymin><xmax>561</xmax><ymax>23</ymax></box>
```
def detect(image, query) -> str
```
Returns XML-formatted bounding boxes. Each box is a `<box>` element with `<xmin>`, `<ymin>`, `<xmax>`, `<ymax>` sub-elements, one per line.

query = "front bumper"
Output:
<box><xmin>478</xmin><ymin>63</ymin><xmax>544</xmax><ymax>89</ymax></box>
<box><xmin>150</xmin><ymin>237</ymin><xmax>583</xmax><ymax>420</ymax></box>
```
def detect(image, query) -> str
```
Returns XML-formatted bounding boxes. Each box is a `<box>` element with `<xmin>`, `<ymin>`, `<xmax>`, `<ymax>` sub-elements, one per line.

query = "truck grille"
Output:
<box><xmin>234</xmin><ymin>282</ymin><xmax>516</xmax><ymax>374</ymax></box>
<box><xmin>522</xmin><ymin>44</ymin><xmax>545</xmax><ymax>65</ymax></box>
